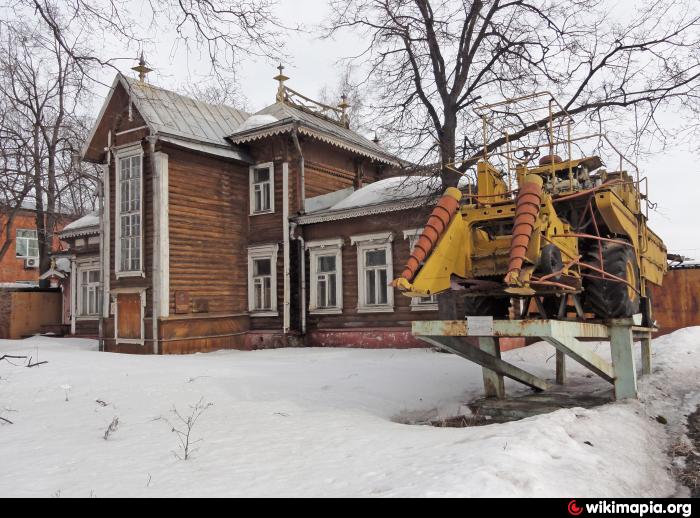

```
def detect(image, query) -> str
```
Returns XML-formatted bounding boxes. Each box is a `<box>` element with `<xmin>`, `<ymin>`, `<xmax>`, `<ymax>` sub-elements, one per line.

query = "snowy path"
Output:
<box><xmin>0</xmin><ymin>328</ymin><xmax>698</xmax><ymax>498</ymax></box>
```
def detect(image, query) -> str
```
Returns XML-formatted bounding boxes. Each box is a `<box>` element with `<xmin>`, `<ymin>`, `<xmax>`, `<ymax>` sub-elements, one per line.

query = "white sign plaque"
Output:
<box><xmin>467</xmin><ymin>316</ymin><xmax>494</xmax><ymax>336</ymax></box>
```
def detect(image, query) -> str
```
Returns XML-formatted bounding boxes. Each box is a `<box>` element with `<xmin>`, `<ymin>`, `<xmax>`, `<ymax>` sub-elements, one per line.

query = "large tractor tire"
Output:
<box><xmin>536</xmin><ymin>244</ymin><xmax>564</xmax><ymax>280</ymax></box>
<box><xmin>464</xmin><ymin>296</ymin><xmax>511</xmax><ymax>318</ymax></box>
<box><xmin>583</xmin><ymin>242</ymin><xmax>641</xmax><ymax>319</ymax></box>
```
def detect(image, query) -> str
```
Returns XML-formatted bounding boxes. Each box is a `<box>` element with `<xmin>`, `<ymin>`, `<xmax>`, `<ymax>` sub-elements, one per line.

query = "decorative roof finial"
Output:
<box><xmin>338</xmin><ymin>94</ymin><xmax>351</xmax><ymax>127</ymax></box>
<box><xmin>274</xmin><ymin>64</ymin><xmax>290</xmax><ymax>103</ymax></box>
<box><xmin>131</xmin><ymin>52</ymin><xmax>153</xmax><ymax>83</ymax></box>
<box><xmin>373</xmin><ymin>132</ymin><xmax>380</xmax><ymax>145</ymax></box>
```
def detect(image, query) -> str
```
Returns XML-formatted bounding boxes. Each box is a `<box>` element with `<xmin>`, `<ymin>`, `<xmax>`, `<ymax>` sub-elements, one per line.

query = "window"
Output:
<box><xmin>78</xmin><ymin>267</ymin><xmax>102</xmax><ymax>317</ymax></box>
<box><xmin>116</xmin><ymin>149</ymin><xmax>143</xmax><ymax>275</ymax></box>
<box><xmin>248</xmin><ymin>244</ymin><xmax>279</xmax><ymax>316</ymax></box>
<box><xmin>16</xmin><ymin>229</ymin><xmax>39</xmax><ymax>258</ymax></box>
<box><xmin>253</xmin><ymin>258</ymin><xmax>272</xmax><ymax>310</ymax></box>
<box><xmin>250</xmin><ymin>163</ymin><xmax>274</xmax><ymax>214</ymax></box>
<box><xmin>404</xmin><ymin>229</ymin><xmax>438</xmax><ymax>311</ymax></box>
<box><xmin>307</xmin><ymin>239</ymin><xmax>343</xmax><ymax>314</ymax></box>
<box><xmin>351</xmin><ymin>232</ymin><xmax>394</xmax><ymax>313</ymax></box>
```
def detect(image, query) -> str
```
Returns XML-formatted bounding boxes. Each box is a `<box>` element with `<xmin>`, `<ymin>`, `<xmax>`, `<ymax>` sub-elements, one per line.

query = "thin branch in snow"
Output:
<box><xmin>103</xmin><ymin>416</ymin><xmax>119</xmax><ymax>440</ymax></box>
<box><xmin>0</xmin><ymin>355</ymin><xmax>28</xmax><ymax>367</ymax></box>
<box><xmin>165</xmin><ymin>398</ymin><xmax>213</xmax><ymax>461</ymax></box>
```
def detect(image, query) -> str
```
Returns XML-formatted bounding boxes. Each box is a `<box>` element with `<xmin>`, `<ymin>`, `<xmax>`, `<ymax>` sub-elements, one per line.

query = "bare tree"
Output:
<box><xmin>0</xmin><ymin>19</ymin><xmax>97</xmax><ymax>273</ymax></box>
<box><xmin>326</xmin><ymin>0</ymin><xmax>700</xmax><ymax>187</ymax></box>
<box><xmin>318</xmin><ymin>63</ymin><xmax>371</xmax><ymax>134</ymax></box>
<box><xmin>178</xmin><ymin>80</ymin><xmax>249</xmax><ymax>109</ymax></box>
<box><xmin>8</xmin><ymin>0</ymin><xmax>289</xmax><ymax>88</ymax></box>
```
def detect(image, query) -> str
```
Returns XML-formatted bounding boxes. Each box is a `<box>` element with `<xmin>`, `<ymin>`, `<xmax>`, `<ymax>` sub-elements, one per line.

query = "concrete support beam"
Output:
<box><xmin>416</xmin><ymin>336</ymin><xmax>551</xmax><ymax>393</ymax></box>
<box><xmin>412</xmin><ymin>319</ymin><xmax>648</xmax><ymax>401</ymax></box>
<box><xmin>479</xmin><ymin>337</ymin><xmax>506</xmax><ymax>399</ymax></box>
<box><xmin>641</xmin><ymin>335</ymin><xmax>652</xmax><ymax>376</ymax></box>
<box><xmin>556</xmin><ymin>350</ymin><xmax>566</xmax><ymax>385</ymax></box>
<box><xmin>609</xmin><ymin>322</ymin><xmax>638</xmax><ymax>400</ymax></box>
<box><xmin>543</xmin><ymin>335</ymin><xmax>614</xmax><ymax>383</ymax></box>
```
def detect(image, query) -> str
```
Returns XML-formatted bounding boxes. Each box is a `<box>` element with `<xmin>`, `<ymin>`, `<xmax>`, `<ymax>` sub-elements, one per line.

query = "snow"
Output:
<box><xmin>0</xmin><ymin>328</ymin><xmax>698</xmax><ymax>498</ymax></box>
<box><xmin>55</xmin><ymin>257</ymin><xmax>71</xmax><ymax>273</ymax></box>
<box><xmin>0</xmin><ymin>282</ymin><xmax>37</xmax><ymax>289</ymax></box>
<box><xmin>237</xmin><ymin>114</ymin><xmax>279</xmax><ymax>133</ymax></box>
<box><xmin>62</xmin><ymin>212</ymin><xmax>99</xmax><ymax>232</ymax></box>
<box><xmin>330</xmin><ymin>175</ymin><xmax>468</xmax><ymax>211</ymax></box>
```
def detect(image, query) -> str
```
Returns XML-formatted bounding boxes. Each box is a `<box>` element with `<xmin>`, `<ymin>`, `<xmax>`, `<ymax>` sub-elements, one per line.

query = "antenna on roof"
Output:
<box><xmin>132</xmin><ymin>52</ymin><xmax>152</xmax><ymax>83</ymax></box>
<box><xmin>274</xmin><ymin>64</ymin><xmax>289</xmax><ymax>103</ymax></box>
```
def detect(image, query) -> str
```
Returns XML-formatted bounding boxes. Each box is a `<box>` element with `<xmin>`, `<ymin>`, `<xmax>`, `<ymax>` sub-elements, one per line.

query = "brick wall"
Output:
<box><xmin>0</xmin><ymin>209</ymin><xmax>71</xmax><ymax>284</ymax></box>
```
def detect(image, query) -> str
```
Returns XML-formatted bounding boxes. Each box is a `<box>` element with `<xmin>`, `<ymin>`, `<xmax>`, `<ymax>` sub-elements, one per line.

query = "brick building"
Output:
<box><xmin>0</xmin><ymin>204</ymin><xmax>75</xmax><ymax>286</ymax></box>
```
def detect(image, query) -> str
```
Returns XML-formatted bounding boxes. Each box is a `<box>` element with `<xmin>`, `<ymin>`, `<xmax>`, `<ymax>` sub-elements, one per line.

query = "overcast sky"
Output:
<box><xmin>89</xmin><ymin>0</ymin><xmax>699</xmax><ymax>258</ymax></box>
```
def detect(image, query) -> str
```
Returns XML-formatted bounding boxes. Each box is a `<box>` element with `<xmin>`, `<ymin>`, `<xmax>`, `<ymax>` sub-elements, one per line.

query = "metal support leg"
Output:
<box><xmin>479</xmin><ymin>337</ymin><xmax>506</xmax><ymax>399</ymax></box>
<box><xmin>641</xmin><ymin>333</ymin><xmax>652</xmax><ymax>376</ymax></box>
<box><xmin>556</xmin><ymin>350</ymin><xmax>566</xmax><ymax>385</ymax></box>
<box><xmin>609</xmin><ymin>322</ymin><xmax>638</xmax><ymax>400</ymax></box>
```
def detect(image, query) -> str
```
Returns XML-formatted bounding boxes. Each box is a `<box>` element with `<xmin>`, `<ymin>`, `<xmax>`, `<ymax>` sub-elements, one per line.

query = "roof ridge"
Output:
<box><xmin>122</xmin><ymin>74</ymin><xmax>251</xmax><ymax>118</ymax></box>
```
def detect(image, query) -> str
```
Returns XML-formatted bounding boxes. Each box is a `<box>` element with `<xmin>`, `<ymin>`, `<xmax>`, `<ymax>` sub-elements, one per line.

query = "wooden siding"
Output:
<box><xmin>300</xmin><ymin>207</ymin><xmax>444</xmax><ymax>331</ymax></box>
<box><xmin>302</xmin><ymin>139</ymin><xmax>386</xmax><ymax>201</ymax></box>
<box><xmin>166</xmin><ymin>145</ymin><xmax>250</xmax><ymax>316</ymax></box>
<box><xmin>83</xmin><ymin>81</ymin><xmax>150</xmax><ymax>163</ymax></box>
<box><xmin>159</xmin><ymin>314</ymin><xmax>249</xmax><ymax>354</ymax></box>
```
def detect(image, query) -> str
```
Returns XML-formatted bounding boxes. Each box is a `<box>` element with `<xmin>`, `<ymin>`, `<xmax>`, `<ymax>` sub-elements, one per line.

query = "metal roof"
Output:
<box><xmin>84</xmin><ymin>74</ymin><xmax>400</xmax><ymax>166</ymax></box>
<box><xmin>82</xmin><ymin>74</ymin><xmax>252</xmax><ymax>161</ymax></box>
<box><xmin>122</xmin><ymin>76</ymin><xmax>250</xmax><ymax>147</ymax></box>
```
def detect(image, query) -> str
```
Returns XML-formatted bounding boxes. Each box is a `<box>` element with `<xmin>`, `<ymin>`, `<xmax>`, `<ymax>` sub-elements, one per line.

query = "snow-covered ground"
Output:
<box><xmin>0</xmin><ymin>328</ymin><xmax>698</xmax><ymax>498</ymax></box>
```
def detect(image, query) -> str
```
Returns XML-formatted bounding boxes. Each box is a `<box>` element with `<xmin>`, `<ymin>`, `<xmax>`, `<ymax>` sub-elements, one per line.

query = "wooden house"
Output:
<box><xmin>80</xmin><ymin>67</ymin><xmax>430</xmax><ymax>354</ymax></box>
<box><xmin>56</xmin><ymin>213</ymin><xmax>101</xmax><ymax>336</ymax></box>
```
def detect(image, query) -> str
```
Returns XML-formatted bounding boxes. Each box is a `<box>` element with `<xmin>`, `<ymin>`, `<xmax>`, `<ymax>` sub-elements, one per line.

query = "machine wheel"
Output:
<box><xmin>583</xmin><ymin>242</ymin><xmax>641</xmax><ymax>319</ymax></box>
<box><xmin>464</xmin><ymin>296</ymin><xmax>511</xmax><ymax>318</ymax></box>
<box><xmin>536</xmin><ymin>245</ymin><xmax>564</xmax><ymax>281</ymax></box>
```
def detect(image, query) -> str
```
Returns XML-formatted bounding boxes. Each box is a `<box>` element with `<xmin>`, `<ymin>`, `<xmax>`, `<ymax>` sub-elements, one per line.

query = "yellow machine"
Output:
<box><xmin>393</xmin><ymin>93</ymin><xmax>667</xmax><ymax>323</ymax></box>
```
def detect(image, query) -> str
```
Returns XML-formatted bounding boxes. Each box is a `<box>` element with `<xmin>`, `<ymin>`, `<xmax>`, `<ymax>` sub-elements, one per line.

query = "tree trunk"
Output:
<box><xmin>439</xmin><ymin>114</ymin><xmax>461</xmax><ymax>189</ymax></box>
<box><xmin>437</xmin><ymin>112</ymin><xmax>462</xmax><ymax>320</ymax></box>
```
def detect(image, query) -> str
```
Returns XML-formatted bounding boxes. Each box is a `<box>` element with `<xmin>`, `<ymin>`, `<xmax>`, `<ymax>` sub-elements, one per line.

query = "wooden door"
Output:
<box><xmin>117</xmin><ymin>293</ymin><xmax>142</xmax><ymax>341</ymax></box>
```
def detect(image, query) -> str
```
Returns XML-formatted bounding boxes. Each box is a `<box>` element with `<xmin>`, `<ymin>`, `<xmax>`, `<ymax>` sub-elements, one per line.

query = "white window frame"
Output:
<box><xmin>248</xmin><ymin>244</ymin><xmax>279</xmax><ymax>317</ymax></box>
<box><xmin>249</xmin><ymin>162</ymin><xmax>275</xmax><ymax>215</ymax></box>
<box><xmin>113</xmin><ymin>288</ymin><xmax>146</xmax><ymax>346</ymax></box>
<box><xmin>15</xmin><ymin>229</ymin><xmax>39</xmax><ymax>258</ymax></box>
<box><xmin>306</xmin><ymin>239</ymin><xmax>343</xmax><ymax>315</ymax></box>
<box><xmin>403</xmin><ymin>228</ymin><xmax>438</xmax><ymax>311</ymax></box>
<box><xmin>114</xmin><ymin>144</ymin><xmax>144</xmax><ymax>278</ymax></box>
<box><xmin>76</xmin><ymin>260</ymin><xmax>102</xmax><ymax>320</ymax></box>
<box><xmin>351</xmin><ymin>232</ymin><xmax>394</xmax><ymax>313</ymax></box>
